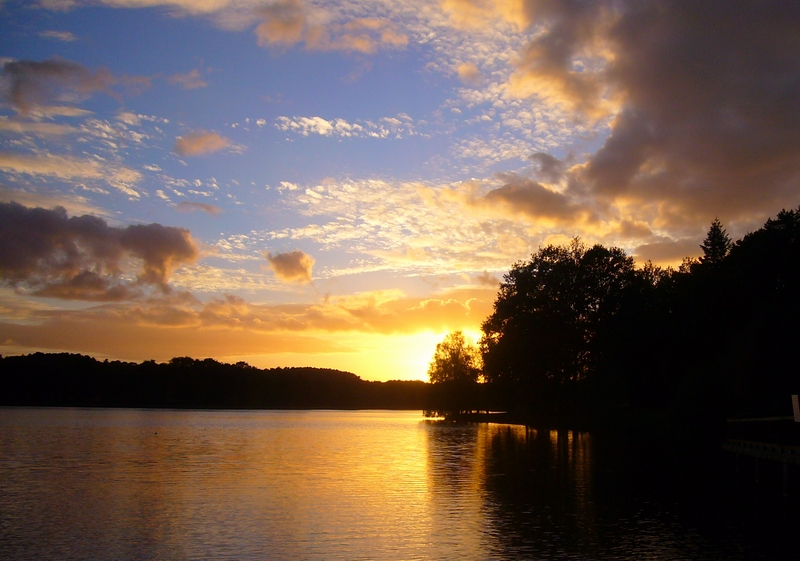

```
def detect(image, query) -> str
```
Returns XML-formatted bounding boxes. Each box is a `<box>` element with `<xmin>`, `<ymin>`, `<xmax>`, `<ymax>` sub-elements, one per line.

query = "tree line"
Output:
<box><xmin>428</xmin><ymin>208</ymin><xmax>800</xmax><ymax>433</ymax></box>
<box><xmin>0</xmin><ymin>354</ymin><xmax>428</xmax><ymax>410</ymax></box>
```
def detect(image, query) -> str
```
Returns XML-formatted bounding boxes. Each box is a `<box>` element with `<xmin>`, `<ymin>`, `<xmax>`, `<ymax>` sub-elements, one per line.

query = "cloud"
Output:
<box><xmin>0</xmin><ymin>202</ymin><xmax>199</xmax><ymax>300</ymax></box>
<box><xmin>633</xmin><ymin>239</ymin><xmax>702</xmax><ymax>267</ymax></box>
<box><xmin>38</xmin><ymin>0</ymin><xmax>239</xmax><ymax>16</ymax></box>
<box><xmin>529</xmin><ymin>152</ymin><xmax>567</xmax><ymax>184</ymax></box>
<box><xmin>457</xmin><ymin>62</ymin><xmax>482</xmax><ymax>86</ymax></box>
<box><xmin>480</xmin><ymin>174</ymin><xmax>592</xmax><ymax>223</ymax></box>
<box><xmin>275</xmin><ymin>114</ymin><xmax>416</xmax><ymax>139</ymax></box>
<box><xmin>176</xmin><ymin>201</ymin><xmax>222</xmax><ymax>215</ymax></box>
<box><xmin>167</xmin><ymin>68</ymin><xmax>208</xmax><ymax>89</ymax></box>
<box><xmin>254</xmin><ymin>1</ymin><xmax>407</xmax><ymax>54</ymax></box>
<box><xmin>39</xmin><ymin>30</ymin><xmax>78</xmax><ymax>42</ymax></box>
<box><xmin>0</xmin><ymin>152</ymin><xmax>142</xmax><ymax>197</ymax></box>
<box><xmin>115</xmin><ymin>111</ymin><xmax>140</xmax><ymax>125</ymax></box>
<box><xmin>305</xmin><ymin>18</ymin><xmax>408</xmax><ymax>54</ymax></box>
<box><xmin>494</xmin><ymin>1</ymin><xmax>800</xmax><ymax>228</ymax></box>
<box><xmin>265</xmin><ymin>250</ymin><xmax>314</xmax><ymax>283</ymax></box>
<box><xmin>255</xmin><ymin>0</ymin><xmax>306</xmax><ymax>46</ymax></box>
<box><xmin>504</xmin><ymin>1</ymin><xmax>613</xmax><ymax>118</ymax></box>
<box><xmin>475</xmin><ymin>271</ymin><xmax>500</xmax><ymax>287</ymax></box>
<box><xmin>173</xmin><ymin>130</ymin><xmax>231</xmax><ymax>156</ymax></box>
<box><xmin>0</xmin><ymin>57</ymin><xmax>148</xmax><ymax>114</ymax></box>
<box><xmin>0</xmin><ymin>116</ymin><xmax>77</xmax><ymax>136</ymax></box>
<box><xmin>0</xmin><ymin>187</ymin><xmax>112</xmax><ymax>218</ymax></box>
<box><xmin>440</xmin><ymin>0</ymin><xmax>530</xmax><ymax>29</ymax></box>
<box><xmin>27</xmin><ymin>106</ymin><xmax>93</xmax><ymax>118</ymax></box>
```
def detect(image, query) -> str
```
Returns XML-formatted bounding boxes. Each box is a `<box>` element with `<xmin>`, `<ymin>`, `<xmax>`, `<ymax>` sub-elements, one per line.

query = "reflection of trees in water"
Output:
<box><xmin>479</xmin><ymin>426</ymin><xmax>748</xmax><ymax>560</ymax></box>
<box><xmin>423</xmin><ymin>422</ymin><xmax>598</xmax><ymax>559</ymax></box>
<box><xmin>423</xmin><ymin>422</ymin><xmax>768</xmax><ymax>559</ymax></box>
<box><xmin>481</xmin><ymin>426</ymin><xmax>597</xmax><ymax>559</ymax></box>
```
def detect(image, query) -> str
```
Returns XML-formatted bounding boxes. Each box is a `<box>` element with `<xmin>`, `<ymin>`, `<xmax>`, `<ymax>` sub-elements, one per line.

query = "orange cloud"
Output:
<box><xmin>173</xmin><ymin>130</ymin><xmax>231</xmax><ymax>156</ymax></box>
<box><xmin>254</xmin><ymin>1</ymin><xmax>407</xmax><ymax>54</ymax></box>
<box><xmin>0</xmin><ymin>152</ymin><xmax>141</xmax><ymax>198</ymax></box>
<box><xmin>265</xmin><ymin>250</ymin><xmax>315</xmax><ymax>283</ymax></box>
<box><xmin>0</xmin><ymin>282</ymin><xmax>499</xmax><ymax>380</ymax></box>
<box><xmin>457</xmin><ymin>62</ymin><xmax>482</xmax><ymax>86</ymax></box>
<box><xmin>440</xmin><ymin>0</ymin><xmax>529</xmax><ymax>30</ymax></box>
<box><xmin>167</xmin><ymin>68</ymin><xmax>208</xmax><ymax>89</ymax></box>
<box><xmin>633</xmin><ymin>239</ymin><xmax>702</xmax><ymax>267</ymax></box>
<box><xmin>255</xmin><ymin>0</ymin><xmax>306</xmax><ymax>47</ymax></box>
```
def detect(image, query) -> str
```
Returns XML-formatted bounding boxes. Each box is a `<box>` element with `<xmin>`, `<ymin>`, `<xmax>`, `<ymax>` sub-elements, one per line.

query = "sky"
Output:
<box><xmin>1</xmin><ymin>0</ymin><xmax>799</xmax><ymax>381</ymax></box>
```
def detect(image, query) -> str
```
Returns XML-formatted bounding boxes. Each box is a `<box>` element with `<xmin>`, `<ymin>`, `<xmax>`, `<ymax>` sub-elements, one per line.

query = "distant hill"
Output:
<box><xmin>0</xmin><ymin>353</ymin><xmax>430</xmax><ymax>410</ymax></box>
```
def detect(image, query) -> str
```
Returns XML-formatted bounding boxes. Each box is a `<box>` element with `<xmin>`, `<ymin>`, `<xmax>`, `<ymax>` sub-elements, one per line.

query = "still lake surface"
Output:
<box><xmin>0</xmin><ymin>408</ymin><xmax>793</xmax><ymax>560</ymax></box>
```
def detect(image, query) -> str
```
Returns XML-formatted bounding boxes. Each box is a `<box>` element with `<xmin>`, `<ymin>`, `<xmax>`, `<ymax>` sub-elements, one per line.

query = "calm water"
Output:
<box><xmin>0</xmin><ymin>408</ymin><xmax>793</xmax><ymax>560</ymax></box>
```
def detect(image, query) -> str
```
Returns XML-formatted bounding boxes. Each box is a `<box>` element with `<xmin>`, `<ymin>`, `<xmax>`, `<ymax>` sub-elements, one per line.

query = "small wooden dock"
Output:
<box><xmin>722</xmin><ymin>439</ymin><xmax>800</xmax><ymax>465</ymax></box>
<box><xmin>722</xmin><ymin>399</ymin><xmax>800</xmax><ymax>497</ymax></box>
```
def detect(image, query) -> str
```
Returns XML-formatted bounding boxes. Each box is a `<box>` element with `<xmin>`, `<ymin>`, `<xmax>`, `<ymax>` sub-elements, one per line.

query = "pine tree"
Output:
<box><xmin>700</xmin><ymin>218</ymin><xmax>733</xmax><ymax>265</ymax></box>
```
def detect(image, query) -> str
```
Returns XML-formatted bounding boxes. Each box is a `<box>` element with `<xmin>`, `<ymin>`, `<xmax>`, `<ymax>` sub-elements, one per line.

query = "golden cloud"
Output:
<box><xmin>0</xmin><ymin>152</ymin><xmax>141</xmax><ymax>197</ymax></box>
<box><xmin>440</xmin><ymin>0</ymin><xmax>529</xmax><ymax>30</ymax></box>
<box><xmin>0</xmin><ymin>117</ymin><xmax>77</xmax><ymax>136</ymax></box>
<box><xmin>254</xmin><ymin>1</ymin><xmax>407</xmax><ymax>54</ymax></box>
<box><xmin>255</xmin><ymin>0</ymin><xmax>305</xmax><ymax>46</ymax></box>
<box><xmin>167</xmin><ymin>68</ymin><xmax>208</xmax><ymax>89</ymax></box>
<box><xmin>457</xmin><ymin>62</ymin><xmax>482</xmax><ymax>86</ymax></box>
<box><xmin>173</xmin><ymin>130</ymin><xmax>231</xmax><ymax>156</ymax></box>
<box><xmin>265</xmin><ymin>250</ymin><xmax>315</xmax><ymax>284</ymax></box>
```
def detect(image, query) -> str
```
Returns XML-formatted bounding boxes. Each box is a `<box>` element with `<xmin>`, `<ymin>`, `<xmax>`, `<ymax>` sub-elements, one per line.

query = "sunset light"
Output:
<box><xmin>3</xmin><ymin>3</ymin><xmax>800</xmax><ymax>559</ymax></box>
<box><xmin>2</xmin><ymin>1</ymin><xmax>800</xmax><ymax>381</ymax></box>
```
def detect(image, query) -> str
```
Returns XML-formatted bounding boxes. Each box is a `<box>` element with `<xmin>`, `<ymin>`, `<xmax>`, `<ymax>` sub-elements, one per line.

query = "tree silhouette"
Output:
<box><xmin>480</xmin><ymin>239</ymin><xmax>635</xmax><ymax>388</ymax></box>
<box><xmin>427</xmin><ymin>330</ymin><xmax>481</xmax><ymax>384</ymax></box>
<box><xmin>700</xmin><ymin>218</ymin><xmax>733</xmax><ymax>265</ymax></box>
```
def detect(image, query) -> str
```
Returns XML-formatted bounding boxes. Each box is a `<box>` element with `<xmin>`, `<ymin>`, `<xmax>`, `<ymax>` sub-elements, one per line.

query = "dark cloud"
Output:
<box><xmin>0</xmin><ymin>57</ymin><xmax>148</xmax><ymax>114</ymax></box>
<box><xmin>529</xmin><ymin>152</ymin><xmax>567</xmax><ymax>183</ymax></box>
<box><xmin>614</xmin><ymin>219</ymin><xmax>653</xmax><ymax>240</ymax></box>
<box><xmin>265</xmin><ymin>250</ymin><xmax>314</xmax><ymax>283</ymax></box>
<box><xmin>511</xmin><ymin>1</ymin><xmax>800</xmax><ymax>223</ymax></box>
<box><xmin>482</xmin><ymin>174</ymin><xmax>591</xmax><ymax>222</ymax></box>
<box><xmin>0</xmin><ymin>202</ymin><xmax>198</xmax><ymax>300</ymax></box>
<box><xmin>475</xmin><ymin>271</ymin><xmax>500</xmax><ymax>287</ymax></box>
<box><xmin>511</xmin><ymin>0</ymin><xmax>609</xmax><ymax>116</ymax></box>
<box><xmin>633</xmin><ymin>238</ymin><xmax>702</xmax><ymax>265</ymax></box>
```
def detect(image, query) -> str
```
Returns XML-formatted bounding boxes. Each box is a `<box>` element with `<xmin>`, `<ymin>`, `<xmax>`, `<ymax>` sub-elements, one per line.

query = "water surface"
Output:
<box><xmin>0</xmin><ymin>408</ymin><xmax>791</xmax><ymax>560</ymax></box>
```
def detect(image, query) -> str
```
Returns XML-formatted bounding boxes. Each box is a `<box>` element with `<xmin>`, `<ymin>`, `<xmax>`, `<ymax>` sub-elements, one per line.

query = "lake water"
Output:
<box><xmin>0</xmin><ymin>408</ymin><xmax>794</xmax><ymax>560</ymax></box>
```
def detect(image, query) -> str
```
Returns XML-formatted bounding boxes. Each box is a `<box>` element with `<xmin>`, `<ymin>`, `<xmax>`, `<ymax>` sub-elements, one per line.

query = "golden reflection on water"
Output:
<box><xmin>0</xmin><ymin>408</ymin><xmax>755</xmax><ymax>560</ymax></box>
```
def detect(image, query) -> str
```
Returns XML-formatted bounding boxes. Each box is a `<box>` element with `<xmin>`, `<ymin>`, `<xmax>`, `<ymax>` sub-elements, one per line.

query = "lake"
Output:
<box><xmin>0</xmin><ymin>408</ymin><xmax>794</xmax><ymax>560</ymax></box>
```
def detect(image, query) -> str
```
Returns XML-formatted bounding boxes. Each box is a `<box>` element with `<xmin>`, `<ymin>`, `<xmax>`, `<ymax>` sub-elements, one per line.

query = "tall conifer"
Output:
<box><xmin>700</xmin><ymin>218</ymin><xmax>733</xmax><ymax>265</ymax></box>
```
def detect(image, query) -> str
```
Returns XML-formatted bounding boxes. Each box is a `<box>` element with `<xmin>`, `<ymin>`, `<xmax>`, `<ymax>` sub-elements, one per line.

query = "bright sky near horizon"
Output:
<box><xmin>1</xmin><ymin>1</ymin><xmax>799</xmax><ymax>380</ymax></box>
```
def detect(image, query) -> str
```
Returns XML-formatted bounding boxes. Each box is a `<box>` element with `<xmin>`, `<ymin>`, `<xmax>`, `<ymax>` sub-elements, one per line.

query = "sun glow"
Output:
<box><xmin>224</xmin><ymin>331</ymin><xmax>468</xmax><ymax>382</ymax></box>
